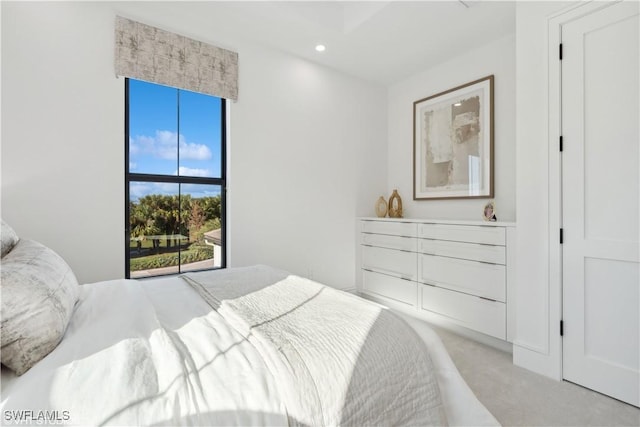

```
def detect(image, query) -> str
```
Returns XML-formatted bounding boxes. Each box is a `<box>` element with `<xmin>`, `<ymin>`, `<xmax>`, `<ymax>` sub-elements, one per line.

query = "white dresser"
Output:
<box><xmin>359</xmin><ymin>218</ymin><xmax>516</xmax><ymax>342</ymax></box>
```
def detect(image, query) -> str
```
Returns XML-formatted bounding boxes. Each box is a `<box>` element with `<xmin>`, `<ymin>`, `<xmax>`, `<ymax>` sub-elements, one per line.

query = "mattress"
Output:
<box><xmin>0</xmin><ymin>268</ymin><xmax>498</xmax><ymax>426</ymax></box>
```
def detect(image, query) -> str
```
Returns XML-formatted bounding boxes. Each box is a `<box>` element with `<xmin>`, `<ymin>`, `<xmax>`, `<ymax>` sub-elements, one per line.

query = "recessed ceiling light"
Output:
<box><xmin>315</xmin><ymin>44</ymin><xmax>326</xmax><ymax>52</ymax></box>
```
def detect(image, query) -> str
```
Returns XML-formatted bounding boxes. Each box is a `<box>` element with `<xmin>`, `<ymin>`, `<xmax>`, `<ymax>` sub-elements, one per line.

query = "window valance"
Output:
<box><xmin>115</xmin><ymin>16</ymin><xmax>238</xmax><ymax>100</ymax></box>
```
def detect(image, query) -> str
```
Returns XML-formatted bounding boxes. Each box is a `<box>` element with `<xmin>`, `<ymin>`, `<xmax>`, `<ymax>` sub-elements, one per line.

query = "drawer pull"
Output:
<box><xmin>400</xmin><ymin>276</ymin><xmax>413</xmax><ymax>282</ymax></box>
<box><xmin>364</xmin><ymin>267</ymin><xmax>408</xmax><ymax>279</ymax></box>
<box><xmin>479</xmin><ymin>296</ymin><xmax>497</xmax><ymax>302</ymax></box>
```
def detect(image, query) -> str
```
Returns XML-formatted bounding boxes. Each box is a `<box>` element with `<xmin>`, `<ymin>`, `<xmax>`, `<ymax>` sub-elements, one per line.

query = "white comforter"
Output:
<box><xmin>1</xmin><ymin>266</ymin><xmax>498</xmax><ymax>426</ymax></box>
<box><xmin>184</xmin><ymin>266</ymin><xmax>446</xmax><ymax>426</ymax></box>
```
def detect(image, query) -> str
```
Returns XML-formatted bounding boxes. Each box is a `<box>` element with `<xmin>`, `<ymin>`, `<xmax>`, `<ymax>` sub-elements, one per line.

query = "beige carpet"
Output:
<box><xmin>429</xmin><ymin>323</ymin><xmax>640</xmax><ymax>426</ymax></box>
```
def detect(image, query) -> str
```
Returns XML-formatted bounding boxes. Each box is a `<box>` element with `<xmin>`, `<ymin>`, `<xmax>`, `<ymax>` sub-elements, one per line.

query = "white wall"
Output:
<box><xmin>1</xmin><ymin>2</ymin><xmax>124</xmax><ymax>284</ymax></box>
<box><xmin>387</xmin><ymin>34</ymin><xmax>516</xmax><ymax>221</ymax></box>
<box><xmin>1</xmin><ymin>2</ymin><xmax>387</xmax><ymax>288</ymax></box>
<box><xmin>513</xmin><ymin>1</ymin><xmax>571</xmax><ymax>380</ymax></box>
<box><xmin>228</xmin><ymin>45</ymin><xmax>387</xmax><ymax>288</ymax></box>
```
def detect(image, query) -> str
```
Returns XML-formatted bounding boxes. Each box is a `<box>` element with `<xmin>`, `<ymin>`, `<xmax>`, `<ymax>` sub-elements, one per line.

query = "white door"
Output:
<box><xmin>562</xmin><ymin>1</ymin><xmax>639</xmax><ymax>407</ymax></box>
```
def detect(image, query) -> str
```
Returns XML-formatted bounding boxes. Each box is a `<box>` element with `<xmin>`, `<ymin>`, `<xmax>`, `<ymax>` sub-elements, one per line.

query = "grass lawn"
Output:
<box><xmin>129</xmin><ymin>237</ymin><xmax>185</xmax><ymax>251</ymax></box>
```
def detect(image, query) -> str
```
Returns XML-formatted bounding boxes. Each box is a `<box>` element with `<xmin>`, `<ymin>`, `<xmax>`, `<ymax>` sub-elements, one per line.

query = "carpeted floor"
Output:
<box><xmin>430</xmin><ymin>323</ymin><xmax>640</xmax><ymax>426</ymax></box>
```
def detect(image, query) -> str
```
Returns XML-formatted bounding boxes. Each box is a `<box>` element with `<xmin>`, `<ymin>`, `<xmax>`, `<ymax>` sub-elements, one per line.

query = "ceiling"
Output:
<box><xmin>115</xmin><ymin>1</ymin><xmax>516</xmax><ymax>85</ymax></box>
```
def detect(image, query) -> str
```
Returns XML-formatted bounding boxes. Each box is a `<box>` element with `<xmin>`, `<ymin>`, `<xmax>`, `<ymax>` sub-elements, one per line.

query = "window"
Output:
<box><xmin>125</xmin><ymin>79</ymin><xmax>226</xmax><ymax>278</ymax></box>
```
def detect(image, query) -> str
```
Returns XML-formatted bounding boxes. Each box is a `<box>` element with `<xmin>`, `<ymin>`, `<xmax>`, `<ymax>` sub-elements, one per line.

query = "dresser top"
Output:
<box><xmin>358</xmin><ymin>217</ymin><xmax>516</xmax><ymax>227</ymax></box>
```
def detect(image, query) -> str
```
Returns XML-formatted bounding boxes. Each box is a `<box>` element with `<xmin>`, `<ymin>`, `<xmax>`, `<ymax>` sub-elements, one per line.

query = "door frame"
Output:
<box><xmin>547</xmin><ymin>0</ymin><xmax>626</xmax><ymax>381</ymax></box>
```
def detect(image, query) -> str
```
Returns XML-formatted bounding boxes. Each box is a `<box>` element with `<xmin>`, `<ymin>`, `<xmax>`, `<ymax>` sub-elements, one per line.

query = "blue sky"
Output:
<box><xmin>128</xmin><ymin>79</ymin><xmax>222</xmax><ymax>201</ymax></box>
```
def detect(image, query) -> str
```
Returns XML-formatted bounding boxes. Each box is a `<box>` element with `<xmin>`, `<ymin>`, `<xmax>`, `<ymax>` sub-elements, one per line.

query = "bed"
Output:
<box><xmin>0</xmin><ymin>221</ymin><xmax>499</xmax><ymax>426</ymax></box>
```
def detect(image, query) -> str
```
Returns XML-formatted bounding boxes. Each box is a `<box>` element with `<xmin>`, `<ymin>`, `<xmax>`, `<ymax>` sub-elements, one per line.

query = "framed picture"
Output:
<box><xmin>413</xmin><ymin>75</ymin><xmax>494</xmax><ymax>200</ymax></box>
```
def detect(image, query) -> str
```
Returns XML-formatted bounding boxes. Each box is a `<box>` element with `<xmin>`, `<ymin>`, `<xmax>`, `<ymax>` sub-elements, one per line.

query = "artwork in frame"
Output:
<box><xmin>413</xmin><ymin>75</ymin><xmax>494</xmax><ymax>200</ymax></box>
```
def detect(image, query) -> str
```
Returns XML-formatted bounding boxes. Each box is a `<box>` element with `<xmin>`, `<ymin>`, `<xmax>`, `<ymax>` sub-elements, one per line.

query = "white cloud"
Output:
<box><xmin>176</xmin><ymin>167</ymin><xmax>211</xmax><ymax>177</ymax></box>
<box><xmin>129</xmin><ymin>181</ymin><xmax>221</xmax><ymax>201</ymax></box>
<box><xmin>129</xmin><ymin>161</ymin><xmax>137</xmax><ymax>170</ymax></box>
<box><xmin>179</xmin><ymin>140</ymin><xmax>212</xmax><ymax>161</ymax></box>
<box><xmin>181</xmin><ymin>184</ymin><xmax>221</xmax><ymax>198</ymax></box>
<box><xmin>129</xmin><ymin>182</ymin><xmax>178</xmax><ymax>201</ymax></box>
<box><xmin>129</xmin><ymin>130</ymin><xmax>212</xmax><ymax>161</ymax></box>
<box><xmin>129</xmin><ymin>182</ymin><xmax>153</xmax><ymax>201</ymax></box>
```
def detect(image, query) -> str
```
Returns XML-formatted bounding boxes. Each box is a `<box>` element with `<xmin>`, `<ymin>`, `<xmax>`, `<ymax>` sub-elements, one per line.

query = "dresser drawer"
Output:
<box><xmin>418</xmin><ymin>254</ymin><xmax>505</xmax><ymax>302</ymax></box>
<box><xmin>418</xmin><ymin>223</ymin><xmax>505</xmax><ymax>245</ymax></box>
<box><xmin>421</xmin><ymin>284</ymin><xmax>506</xmax><ymax>340</ymax></box>
<box><xmin>362</xmin><ymin>270</ymin><xmax>417</xmax><ymax>306</ymax></box>
<box><xmin>362</xmin><ymin>245</ymin><xmax>416</xmax><ymax>280</ymax></box>
<box><xmin>418</xmin><ymin>238</ymin><xmax>505</xmax><ymax>264</ymax></box>
<box><xmin>361</xmin><ymin>220</ymin><xmax>416</xmax><ymax>237</ymax></box>
<box><xmin>362</xmin><ymin>233</ymin><xmax>417</xmax><ymax>252</ymax></box>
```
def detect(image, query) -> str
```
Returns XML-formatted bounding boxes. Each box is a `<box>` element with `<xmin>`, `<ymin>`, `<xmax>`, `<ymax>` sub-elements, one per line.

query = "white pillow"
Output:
<box><xmin>1</xmin><ymin>239</ymin><xmax>79</xmax><ymax>375</ymax></box>
<box><xmin>1</xmin><ymin>219</ymin><xmax>19</xmax><ymax>258</ymax></box>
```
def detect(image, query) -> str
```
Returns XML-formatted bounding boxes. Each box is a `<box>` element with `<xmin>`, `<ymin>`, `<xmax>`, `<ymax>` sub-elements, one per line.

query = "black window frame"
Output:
<box><xmin>124</xmin><ymin>78</ymin><xmax>227</xmax><ymax>278</ymax></box>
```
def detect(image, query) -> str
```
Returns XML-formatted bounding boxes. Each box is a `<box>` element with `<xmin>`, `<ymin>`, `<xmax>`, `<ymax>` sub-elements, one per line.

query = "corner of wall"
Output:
<box><xmin>512</xmin><ymin>0</ymin><xmax>576</xmax><ymax>382</ymax></box>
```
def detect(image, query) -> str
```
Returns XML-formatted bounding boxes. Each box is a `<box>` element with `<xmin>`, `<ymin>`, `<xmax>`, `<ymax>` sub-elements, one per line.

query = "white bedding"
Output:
<box><xmin>184</xmin><ymin>266</ymin><xmax>446</xmax><ymax>426</ymax></box>
<box><xmin>0</xmin><ymin>267</ymin><xmax>499</xmax><ymax>426</ymax></box>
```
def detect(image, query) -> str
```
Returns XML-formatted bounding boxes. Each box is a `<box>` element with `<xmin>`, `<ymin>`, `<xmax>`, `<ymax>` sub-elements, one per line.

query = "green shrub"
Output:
<box><xmin>130</xmin><ymin>245</ymin><xmax>213</xmax><ymax>271</ymax></box>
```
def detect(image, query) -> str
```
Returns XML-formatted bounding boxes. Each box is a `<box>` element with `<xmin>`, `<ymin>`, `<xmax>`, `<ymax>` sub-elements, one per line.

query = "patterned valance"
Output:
<box><xmin>115</xmin><ymin>16</ymin><xmax>238</xmax><ymax>100</ymax></box>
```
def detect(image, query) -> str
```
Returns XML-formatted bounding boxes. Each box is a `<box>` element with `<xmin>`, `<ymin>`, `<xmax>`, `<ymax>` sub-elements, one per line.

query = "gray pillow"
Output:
<box><xmin>1</xmin><ymin>220</ymin><xmax>19</xmax><ymax>258</ymax></box>
<box><xmin>1</xmin><ymin>239</ymin><xmax>79</xmax><ymax>375</ymax></box>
